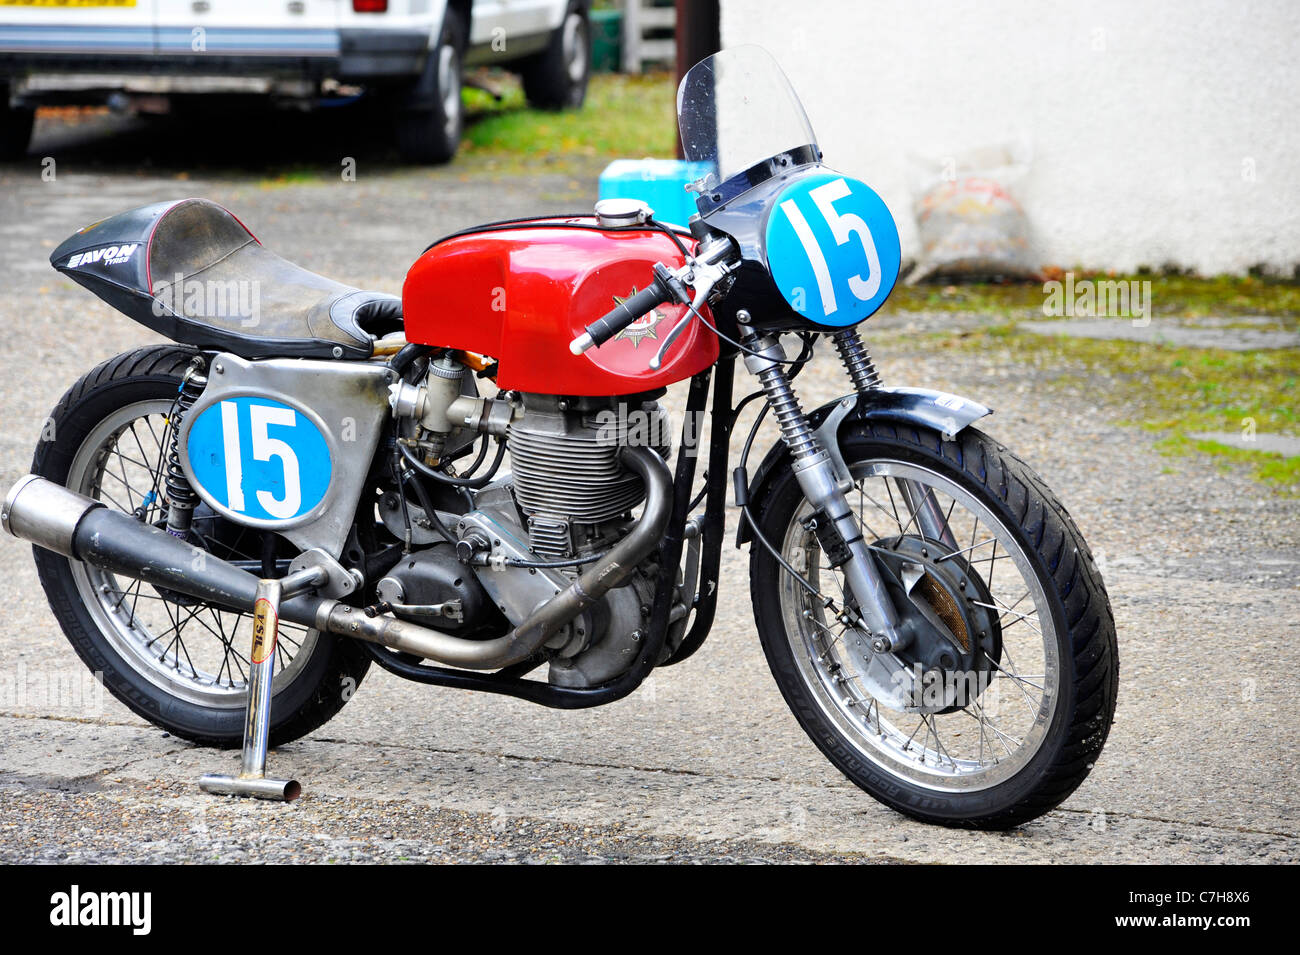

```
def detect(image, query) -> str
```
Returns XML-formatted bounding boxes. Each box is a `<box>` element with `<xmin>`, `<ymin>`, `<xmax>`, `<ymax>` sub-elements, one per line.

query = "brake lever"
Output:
<box><xmin>648</xmin><ymin>261</ymin><xmax>726</xmax><ymax>371</ymax></box>
<box><xmin>648</xmin><ymin>312</ymin><xmax>694</xmax><ymax>371</ymax></box>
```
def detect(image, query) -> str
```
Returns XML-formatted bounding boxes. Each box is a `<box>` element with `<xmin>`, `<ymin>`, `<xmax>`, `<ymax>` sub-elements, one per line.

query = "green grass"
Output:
<box><xmin>257</xmin><ymin>164</ymin><xmax>325</xmax><ymax>188</ymax></box>
<box><xmin>886</xmin><ymin>272</ymin><xmax>1300</xmax><ymax>317</ymax></box>
<box><xmin>1154</xmin><ymin>432</ymin><xmax>1300</xmax><ymax>488</ymax></box>
<box><xmin>938</xmin><ymin>323</ymin><xmax>1300</xmax><ymax>493</ymax></box>
<box><xmin>461</xmin><ymin>71</ymin><xmax>677</xmax><ymax>167</ymax></box>
<box><xmin>887</xmin><ymin>282</ymin><xmax>1056</xmax><ymax>314</ymax></box>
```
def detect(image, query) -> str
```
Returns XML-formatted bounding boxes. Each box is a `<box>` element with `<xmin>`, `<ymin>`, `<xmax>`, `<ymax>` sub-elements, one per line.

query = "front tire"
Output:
<box><xmin>30</xmin><ymin>346</ymin><xmax>370</xmax><ymax>748</ymax></box>
<box><xmin>750</xmin><ymin>420</ymin><xmax>1118</xmax><ymax>828</ymax></box>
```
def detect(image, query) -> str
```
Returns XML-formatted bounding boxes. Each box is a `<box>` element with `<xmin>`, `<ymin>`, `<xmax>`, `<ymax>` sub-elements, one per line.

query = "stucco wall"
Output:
<box><xmin>719</xmin><ymin>0</ymin><xmax>1300</xmax><ymax>275</ymax></box>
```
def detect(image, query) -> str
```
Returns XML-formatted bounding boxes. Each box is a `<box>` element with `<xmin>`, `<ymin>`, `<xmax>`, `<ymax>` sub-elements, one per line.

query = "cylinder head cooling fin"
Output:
<box><xmin>507</xmin><ymin>397</ymin><xmax>670</xmax><ymax>555</ymax></box>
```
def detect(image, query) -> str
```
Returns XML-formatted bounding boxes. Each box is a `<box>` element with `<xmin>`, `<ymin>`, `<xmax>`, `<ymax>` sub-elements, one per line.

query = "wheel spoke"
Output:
<box><xmin>970</xmin><ymin>596</ymin><xmax>1042</xmax><ymax>636</ymax></box>
<box><xmin>934</xmin><ymin>534</ymin><xmax>998</xmax><ymax>563</ymax></box>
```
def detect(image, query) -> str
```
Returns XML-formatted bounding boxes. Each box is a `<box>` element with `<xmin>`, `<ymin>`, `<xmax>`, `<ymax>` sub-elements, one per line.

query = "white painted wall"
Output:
<box><xmin>720</xmin><ymin>0</ymin><xmax>1300</xmax><ymax>275</ymax></box>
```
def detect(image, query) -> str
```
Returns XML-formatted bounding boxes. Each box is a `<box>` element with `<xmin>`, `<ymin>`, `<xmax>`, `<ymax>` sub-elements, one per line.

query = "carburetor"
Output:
<box><xmin>388</xmin><ymin>352</ymin><xmax>522</xmax><ymax>461</ymax></box>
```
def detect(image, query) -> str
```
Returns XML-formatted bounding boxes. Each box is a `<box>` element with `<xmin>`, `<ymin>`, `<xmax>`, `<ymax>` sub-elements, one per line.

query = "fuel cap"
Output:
<box><xmin>594</xmin><ymin>197</ymin><xmax>653</xmax><ymax>229</ymax></box>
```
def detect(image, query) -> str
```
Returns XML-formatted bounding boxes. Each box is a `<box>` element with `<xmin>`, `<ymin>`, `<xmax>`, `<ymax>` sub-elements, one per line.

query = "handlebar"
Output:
<box><xmin>569</xmin><ymin>263</ymin><xmax>688</xmax><ymax>355</ymax></box>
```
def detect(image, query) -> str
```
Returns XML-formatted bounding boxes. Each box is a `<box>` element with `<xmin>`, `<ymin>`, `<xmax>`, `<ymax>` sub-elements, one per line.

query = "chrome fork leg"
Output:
<box><xmin>199</xmin><ymin>566</ymin><xmax>324</xmax><ymax>801</ymax></box>
<box><xmin>830</xmin><ymin>328</ymin><xmax>958</xmax><ymax>550</ymax></box>
<box><xmin>895</xmin><ymin>477</ymin><xmax>959</xmax><ymax>550</ymax></box>
<box><xmin>743</xmin><ymin>329</ymin><xmax>906</xmax><ymax>656</ymax></box>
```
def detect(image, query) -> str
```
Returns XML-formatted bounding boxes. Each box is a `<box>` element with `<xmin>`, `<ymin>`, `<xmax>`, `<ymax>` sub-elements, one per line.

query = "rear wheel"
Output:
<box><xmin>750</xmin><ymin>421</ymin><xmax>1118</xmax><ymax>828</ymax></box>
<box><xmin>30</xmin><ymin>346</ymin><xmax>370</xmax><ymax>747</ymax></box>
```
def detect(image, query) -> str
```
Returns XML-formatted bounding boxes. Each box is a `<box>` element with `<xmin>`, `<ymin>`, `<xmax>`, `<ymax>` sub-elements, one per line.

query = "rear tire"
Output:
<box><xmin>520</xmin><ymin>1</ymin><xmax>591</xmax><ymax>110</ymax></box>
<box><xmin>750</xmin><ymin>421</ymin><xmax>1118</xmax><ymax>828</ymax></box>
<box><xmin>30</xmin><ymin>346</ymin><xmax>371</xmax><ymax>748</ymax></box>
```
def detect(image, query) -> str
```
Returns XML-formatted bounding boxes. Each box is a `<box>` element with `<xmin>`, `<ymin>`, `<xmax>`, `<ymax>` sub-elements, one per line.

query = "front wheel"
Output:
<box><xmin>750</xmin><ymin>421</ymin><xmax>1118</xmax><ymax>828</ymax></box>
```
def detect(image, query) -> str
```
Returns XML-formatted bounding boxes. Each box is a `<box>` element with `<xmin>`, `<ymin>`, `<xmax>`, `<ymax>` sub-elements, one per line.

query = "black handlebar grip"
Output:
<box><xmin>570</xmin><ymin>264</ymin><xmax>691</xmax><ymax>355</ymax></box>
<box><xmin>584</xmin><ymin>283</ymin><xmax>668</xmax><ymax>348</ymax></box>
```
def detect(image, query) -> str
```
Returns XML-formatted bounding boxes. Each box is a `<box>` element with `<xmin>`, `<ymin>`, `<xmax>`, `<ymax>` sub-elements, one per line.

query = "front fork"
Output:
<box><xmin>830</xmin><ymin>329</ymin><xmax>958</xmax><ymax>551</ymax></box>
<box><xmin>741</xmin><ymin>322</ymin><xmax>953</xmax><ymax>661</ymax></box>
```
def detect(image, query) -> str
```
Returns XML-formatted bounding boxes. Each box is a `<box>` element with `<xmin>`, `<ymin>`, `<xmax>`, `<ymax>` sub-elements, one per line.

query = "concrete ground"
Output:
<box><xmin>0</xmin><ymin>111</ymin><xmax>1296</xmax><ymax>863</ymax></box>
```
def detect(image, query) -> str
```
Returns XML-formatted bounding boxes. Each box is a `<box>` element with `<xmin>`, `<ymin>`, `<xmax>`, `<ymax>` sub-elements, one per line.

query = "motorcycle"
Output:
<box><xmin>3</xmin><ymin>46</ymin><xmax>1116</xmax><ymax>828</ymax></box>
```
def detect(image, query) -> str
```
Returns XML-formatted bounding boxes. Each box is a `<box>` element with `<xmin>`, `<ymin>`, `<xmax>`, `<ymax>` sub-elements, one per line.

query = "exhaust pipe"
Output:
<box><xmin>2</xmin><ymin>473</ymin><xmax>319</xmax><ymax>622</ymax></box>
<box><xmin>1</xmin><ymin>445</ymin><xmax>672</xmax><ymax>671</ymax></box>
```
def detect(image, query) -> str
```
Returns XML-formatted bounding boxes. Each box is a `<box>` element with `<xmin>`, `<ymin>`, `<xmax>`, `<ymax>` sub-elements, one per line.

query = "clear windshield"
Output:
<box><xmin>677</xmin><ymin>45</ymin><xmax>818</xmax><ymax>190</ymax></box>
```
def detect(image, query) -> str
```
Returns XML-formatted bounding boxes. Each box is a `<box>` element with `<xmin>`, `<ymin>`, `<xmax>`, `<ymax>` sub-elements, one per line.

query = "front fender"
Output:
<box><xmin>737</xmin><ymin>386</ymin><xmax>992</xmax><ymax>546</ymax></box>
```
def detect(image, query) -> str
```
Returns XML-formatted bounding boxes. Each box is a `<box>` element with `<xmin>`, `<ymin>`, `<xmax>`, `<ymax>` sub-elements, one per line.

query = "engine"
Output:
<box><xmin>385</xmin><ymin>356</ymin><xmax>686</xmax><ymax>687</ymax></box>
<box><xmin>508</xmin><ymin>393</ymin><xmax>671</xmax><ymax>563</ymax></box>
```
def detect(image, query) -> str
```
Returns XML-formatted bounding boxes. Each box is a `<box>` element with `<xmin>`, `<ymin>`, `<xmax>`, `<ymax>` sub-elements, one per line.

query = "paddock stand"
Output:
<box><xmin>198</xmin><ymin>566</ymin><xmax>325</xmax><ymax>801</ymax></box>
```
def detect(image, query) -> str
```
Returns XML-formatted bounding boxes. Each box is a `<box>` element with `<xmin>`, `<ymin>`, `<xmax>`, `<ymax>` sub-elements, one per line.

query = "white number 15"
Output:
<box><xmin>779</xmin><ymin>177</ymin><xmax>882</xmax><ymax>318</ymax></box>
<box><xmin>219</xmin><ymin>401</ymin><xmax>302</xmax><ymax>519</ymax></box>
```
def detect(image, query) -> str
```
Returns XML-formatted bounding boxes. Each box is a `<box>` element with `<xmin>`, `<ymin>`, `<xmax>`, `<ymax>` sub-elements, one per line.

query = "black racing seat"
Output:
<box><xmin>50</xmin><ymin>198</ymin><xmax>402</xmax><ymax>360</ymax></box>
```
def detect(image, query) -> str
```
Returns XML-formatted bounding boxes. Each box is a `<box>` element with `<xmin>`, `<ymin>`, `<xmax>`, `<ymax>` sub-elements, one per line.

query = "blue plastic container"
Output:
<box><xmin>597</xmin><ymin>159</ymin><xmax>715</xmax><ymax>229</ymax></box>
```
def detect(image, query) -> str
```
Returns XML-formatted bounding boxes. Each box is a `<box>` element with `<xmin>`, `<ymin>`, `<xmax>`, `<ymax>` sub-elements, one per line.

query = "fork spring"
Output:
<box><xmin>831</xmin><ymin>328</ymin><xmax>882</xmax><ymax>393</ymax></box>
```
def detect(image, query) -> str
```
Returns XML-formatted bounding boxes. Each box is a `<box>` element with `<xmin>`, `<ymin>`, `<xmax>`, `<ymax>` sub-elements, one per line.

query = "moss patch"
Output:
<box><xmin>937</xmin><ymin>323</ymin><xmax>1300</xmax><ymax>494</ymax></box>
<box><xmin>887</xmin><ymin>273</ymin><xmax>1300</xmax><ymax>319</ymax></box>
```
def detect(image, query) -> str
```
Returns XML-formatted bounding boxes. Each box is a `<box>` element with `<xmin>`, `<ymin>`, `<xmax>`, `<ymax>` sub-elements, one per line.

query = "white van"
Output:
<box><xmin>0</xmin><ymin>0</ymin><xmax>591</xmax><ymax>163</ymax></box>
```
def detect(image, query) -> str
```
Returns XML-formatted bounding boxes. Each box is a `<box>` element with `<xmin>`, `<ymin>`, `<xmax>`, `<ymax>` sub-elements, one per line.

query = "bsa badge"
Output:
<box><xmin>250</xmin><ymin>596</ymin><xmax>278</xmax><ymax>665</ymax></box>
<box><xmin>611</xmin><ymin>289</ymin><xmax>664</xmax><ymax>348</ymax></box>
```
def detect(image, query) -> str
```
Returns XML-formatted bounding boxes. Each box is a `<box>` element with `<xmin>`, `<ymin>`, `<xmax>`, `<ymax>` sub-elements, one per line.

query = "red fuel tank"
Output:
<box><xmin>402</xmin><ymin>216</ymin><xmax>718</xmax><ymax>396</ymax></box>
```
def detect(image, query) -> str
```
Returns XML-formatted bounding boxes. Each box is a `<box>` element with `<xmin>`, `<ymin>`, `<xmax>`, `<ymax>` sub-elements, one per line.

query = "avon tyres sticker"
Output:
<box><xmin>187</xmin><ymin>396</ymin><xmax>331</xmax><ymax>522</ymax></box>
<box><xmin>765</xmin><ymin>172</ymin><xmax>900</xmax><ymax>326</ymax></box>
<box><xmin>66</xmin><ymin>243</ymin><xmax>138</xmax><ymax>268</ymax></box>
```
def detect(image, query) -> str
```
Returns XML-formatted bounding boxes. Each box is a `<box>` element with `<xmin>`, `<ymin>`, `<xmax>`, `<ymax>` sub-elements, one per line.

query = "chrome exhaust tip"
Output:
<box><xmin>2</xmin><ymin>474</ymin><xmax>103</xmax><ymax>558</ymax></box>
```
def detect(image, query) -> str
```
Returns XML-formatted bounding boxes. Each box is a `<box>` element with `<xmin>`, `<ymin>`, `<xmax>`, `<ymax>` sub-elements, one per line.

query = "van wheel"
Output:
<box><xmin>521</xmin><ymin>2</ymin><xmax>591</xmax><ymax>110</ymax></box>
<box><xmin>395</xmin><ymin>7</ymin><xmax>465</xmax><ymax>164</ymax></box>
<box><xmin>0</xmin><ymin>84</ymin><xmax>35</xmax><ymax>161</ymax></box>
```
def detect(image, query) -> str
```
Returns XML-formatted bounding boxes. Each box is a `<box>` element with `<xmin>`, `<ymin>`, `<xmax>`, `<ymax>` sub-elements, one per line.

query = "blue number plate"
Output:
<box><xmin>186</xmin><ymin>395</ymin><xmax>332</xmax><ymax>523</ymax></box>
<box><xmin>765</xmin><ymin>171</ymin><xmax>901</xmax><ymax>326</ymax></box>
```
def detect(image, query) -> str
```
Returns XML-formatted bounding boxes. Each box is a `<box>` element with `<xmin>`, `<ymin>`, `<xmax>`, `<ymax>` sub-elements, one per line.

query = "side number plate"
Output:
<box><xmin>186</xmin><ymin>396</ymin><xmax>331</xmax><ymax>522</ymax></box>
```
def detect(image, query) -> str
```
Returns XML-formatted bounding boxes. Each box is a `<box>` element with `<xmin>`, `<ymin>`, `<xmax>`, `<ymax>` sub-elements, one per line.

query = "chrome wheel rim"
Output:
<box><xmin>66</xmin><ymin>399</ymin><xmax>317</xmax><ymax>709</ymax></box>
<box><xmin>778</xmin><ymin>459</ymin><xmax>1060</xmax><ymax>792</ymax></box>
<box><xmin>562</xmin><ymin>13</ymin><xmax>588</xmax><ymax>85</ymax></box>
<box><xmin>438</xmin><ymin>42</ymin><xmax>461</xmax><ymax>137</ymax></box>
